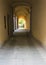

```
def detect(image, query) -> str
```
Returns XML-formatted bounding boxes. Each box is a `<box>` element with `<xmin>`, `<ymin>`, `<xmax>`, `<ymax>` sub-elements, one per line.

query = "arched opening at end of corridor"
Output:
<box><xmin>13</xmin><ymin>6</ymin><xmax>31</xmax><ymax>33</ymax></box>
<box><xmin>18</xmin><ymin>16</ymin><xmax>26</xmax><ymax>29</ymax></box>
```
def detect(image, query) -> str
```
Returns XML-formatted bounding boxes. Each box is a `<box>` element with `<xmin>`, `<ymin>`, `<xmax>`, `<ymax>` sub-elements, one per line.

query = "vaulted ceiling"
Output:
<box><xmin>7</xmin><ymin>0</ymin><xmax>32</xmax><ymax>7</ymax></box>
<box><xmin>8</xmin><ymin>0</ymin><xmax>32</xmax><ymax>3</ymax></box>
<box><xmin>12</xmin><ymin>0</ymin><xmax>32</xmax><ymax>18</ymax></box>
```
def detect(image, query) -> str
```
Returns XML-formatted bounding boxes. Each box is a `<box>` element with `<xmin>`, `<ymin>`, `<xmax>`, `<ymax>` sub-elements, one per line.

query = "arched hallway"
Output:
<box><xmin>0</xmin><ymin>0</ymin><xmax>46</xmax><ymax>65</ymax></box>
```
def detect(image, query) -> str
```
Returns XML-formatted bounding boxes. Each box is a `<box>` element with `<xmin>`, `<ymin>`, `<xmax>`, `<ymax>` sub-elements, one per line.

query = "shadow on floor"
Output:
<box><xmin>2</xmin><ymin>35</ymin><xmax>44</xmax><ymax>49</ymax></box>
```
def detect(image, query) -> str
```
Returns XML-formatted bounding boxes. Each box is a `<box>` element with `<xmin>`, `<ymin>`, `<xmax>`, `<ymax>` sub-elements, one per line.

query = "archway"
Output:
<box><xmin>18</xmin><ymin>16</ymin><xmax>26</xmax><ymax>29</ymax></box>
<box><xmin>13</xmin><ymin>6</ymin><xmax>31</xmax><ymax>33</ymax></box>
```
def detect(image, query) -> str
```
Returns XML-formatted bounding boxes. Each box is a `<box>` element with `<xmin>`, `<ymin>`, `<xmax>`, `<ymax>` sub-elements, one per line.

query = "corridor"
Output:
<box><xmin>0</xmin><ymin>0</ymin><xmax>46</xmax><ymax>65</ymax></box>
<box><xmin>0</xmin><ymin>35</ymin><xmax>46</xmax><ymax>65</ymax></box>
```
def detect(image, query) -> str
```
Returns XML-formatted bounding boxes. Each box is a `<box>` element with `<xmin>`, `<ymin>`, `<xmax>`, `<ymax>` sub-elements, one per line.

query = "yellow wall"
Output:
<box><xmin>0</xmin><ymin>0</ymin><xmax>11</xmax><ymax>45</ymax></box>
<box><xmin>32</xmin><ymin>0</ymin><xmax>46</xmax><ymax>46</ymax></box>
<box><xmin>26</xmin><ymin>13</ymin><xmax>30</xmax><ymax>30</ymax></box>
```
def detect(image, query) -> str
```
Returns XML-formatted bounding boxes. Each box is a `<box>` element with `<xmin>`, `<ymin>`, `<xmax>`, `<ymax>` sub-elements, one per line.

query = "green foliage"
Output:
<box><xmin>19</xmin><ymin>19</ymin><xmax>24</xmax><ymax>24</ymax></box>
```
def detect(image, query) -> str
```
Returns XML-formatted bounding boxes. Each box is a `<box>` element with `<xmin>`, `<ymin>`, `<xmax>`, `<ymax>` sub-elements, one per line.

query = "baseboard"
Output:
<box><xmin>32</xmin><ymin>35</ymin><xmax>44</xmax><ymax>47</ymax></box>
<box><xmin>0</xmin><ymin>37</ymin><xmax>11</xmax><ymax>48</ymax></box>
<box><xmin>3</xmin><ymin>37</ymin><xmax>11</xmax><ymax>46</ymax></box>
<box><xmin>32</xmin><ymin>35</ymin><xmax>46</xmax><ymax>49</ymax></box>
<box><xmin>0</xmin><ymin>41</ymin><xmax>4</xmax><ymax>48</ymax></box>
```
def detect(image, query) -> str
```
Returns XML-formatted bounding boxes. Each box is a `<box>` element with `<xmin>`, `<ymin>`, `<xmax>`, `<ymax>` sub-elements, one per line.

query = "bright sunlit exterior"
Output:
<box><xmin>18</xmin><ymin>17</ymin><xmax>26</xmax><ymax>29</ymax></box>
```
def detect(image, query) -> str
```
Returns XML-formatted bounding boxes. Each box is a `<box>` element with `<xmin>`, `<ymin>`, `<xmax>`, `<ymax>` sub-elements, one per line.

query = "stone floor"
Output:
<box><xmin>0</xmin><ymin>35</ymin><xmax>46</xmax><ymax>65</ymax></box>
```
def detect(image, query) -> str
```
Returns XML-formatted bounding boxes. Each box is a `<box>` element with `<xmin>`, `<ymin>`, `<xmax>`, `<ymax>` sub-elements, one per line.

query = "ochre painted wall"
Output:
<box><xmin>32</xmin><ymin>0</ymin><xmax>46</xmax><ymax>46</ymax></box>
<box><xmin>26</xmin><ymin>13</ymin><xmax>30</xmax><ymax>30</ymax></box>
<box><xmin>0</xmin><ymin>0</ymin><xmax>11</xmax><ymax>45</ymax></box>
